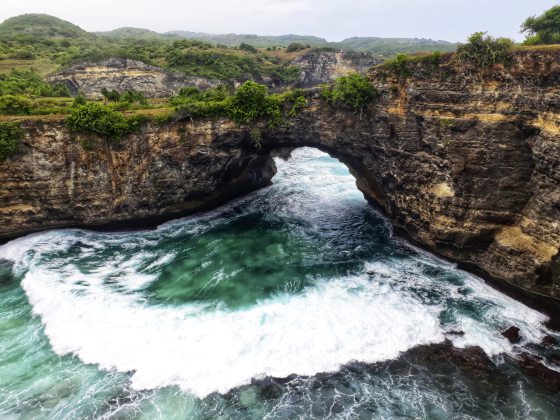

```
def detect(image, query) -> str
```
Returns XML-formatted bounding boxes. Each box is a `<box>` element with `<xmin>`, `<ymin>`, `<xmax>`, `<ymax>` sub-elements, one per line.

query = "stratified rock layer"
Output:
<box><xmin>289</xmin><ymin>50</ymin><xmax>380</xmax><ymax>87</ymax></box>
<box><xmin>1</xmin><ymin>49</ymin><xmax>559</xmax><ymax>308</ymax></box>
<box><xmin>47</xmin><ymin>58</ymin><xmax>221</xmax><ymax>98</ymax></box>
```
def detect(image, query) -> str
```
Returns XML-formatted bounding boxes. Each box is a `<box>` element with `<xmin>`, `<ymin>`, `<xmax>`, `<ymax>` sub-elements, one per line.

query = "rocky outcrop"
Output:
<box><xmin>47</xmin><ymin>58</ymin><xmax>221</xmax><ymax>98</ymax></box>
<box><xmin>289</xmin><ymin>50</ymin><xmax>380</xmax><ymax>87</ymax></box>
<box><xmin>1</xmin><ymin>49</ymin><xmax>559</xmax><ymax>312</ymax></box>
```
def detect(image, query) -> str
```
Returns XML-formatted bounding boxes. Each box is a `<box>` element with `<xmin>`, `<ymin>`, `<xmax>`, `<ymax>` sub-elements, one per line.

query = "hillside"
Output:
<box><xmin>96</xmin><ymin>27</ymin><xmax>171</xmax><ymax>40</ymax></box>
<box><xmin>0</xmin><ymin>14</ymin><xmax>88</xmax><ymax>38</ymax></box>
<box><xmin>165</xmin><ymin>31</ymin><xmax>327</xmax><ymax>48</ymax></box>
<box><xmin>164</xmin><ymin>31</ymin><xmax>457</xmax><ymax>55</ymax></box>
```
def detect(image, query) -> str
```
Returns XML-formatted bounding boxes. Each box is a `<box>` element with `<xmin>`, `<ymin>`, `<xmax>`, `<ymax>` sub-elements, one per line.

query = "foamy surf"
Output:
<box><xmin>19</xmin><ymin>258</ymin><xmax>443</xmax><ymax>398</ymax></box>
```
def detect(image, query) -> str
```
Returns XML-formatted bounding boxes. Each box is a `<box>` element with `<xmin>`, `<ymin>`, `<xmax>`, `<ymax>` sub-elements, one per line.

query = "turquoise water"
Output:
<box><xmin>0</xmin><ymin>148</ymin><xmax>559</xmax><ymax>419</ymax></box>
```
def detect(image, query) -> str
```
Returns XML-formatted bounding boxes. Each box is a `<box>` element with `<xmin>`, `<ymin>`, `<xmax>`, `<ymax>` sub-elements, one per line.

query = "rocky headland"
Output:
<box><xmin>1</xmin><ymin>49</ymin><xmax>559</xmax><ymax>315</ymax></box>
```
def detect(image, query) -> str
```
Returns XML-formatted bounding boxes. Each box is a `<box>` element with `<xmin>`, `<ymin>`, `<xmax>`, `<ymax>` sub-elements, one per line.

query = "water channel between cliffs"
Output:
<box><xmin>0</xmin><ymin>147</ymin><xmax>558</xmax><ymax>419</ymax></box>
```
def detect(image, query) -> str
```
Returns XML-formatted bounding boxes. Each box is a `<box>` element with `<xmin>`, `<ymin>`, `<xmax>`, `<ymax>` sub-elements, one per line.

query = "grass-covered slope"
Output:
<box><xmin>0</xmin><ymin>14</ymin><xmax>88</xmax><ymax>38</ymax></box>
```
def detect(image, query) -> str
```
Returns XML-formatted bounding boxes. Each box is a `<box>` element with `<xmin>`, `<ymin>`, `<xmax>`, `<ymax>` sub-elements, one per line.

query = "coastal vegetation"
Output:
<box><xmin>0</xmin><ymin>121</ymin><xmax>24</xmax><ymax>161</ymax></box>
<box><xmin>64</xmin><ymin>81</ymin><xmax>307</xmax><ymax>146</ymax></box>
<box><xmin>322</xmin><ymin>73</ymin><xmax>378</xmax><ymax>115</ymax></box>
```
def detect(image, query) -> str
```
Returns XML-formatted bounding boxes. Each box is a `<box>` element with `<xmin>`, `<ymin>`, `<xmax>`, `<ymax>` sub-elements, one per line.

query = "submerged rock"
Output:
<box><xmin>501</xmin><ymin>326</ymin><xmax>522</xmax><ymax>344</ymax></box>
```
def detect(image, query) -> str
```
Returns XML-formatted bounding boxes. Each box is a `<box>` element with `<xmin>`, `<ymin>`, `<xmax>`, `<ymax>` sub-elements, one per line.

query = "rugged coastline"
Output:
<box><xmin>1</xmin><ymin>49</ymin><xmax>559</xmax><ymax>315</ymax></box>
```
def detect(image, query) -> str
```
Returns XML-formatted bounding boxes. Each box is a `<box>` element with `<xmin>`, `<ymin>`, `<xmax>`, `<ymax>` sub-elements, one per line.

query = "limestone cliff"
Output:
<box><xmin>288</xmin><ymin>50</ymin><xmax>380</xmax><ymax>87</ymax></box>
<box><xmin>47</xmin><ymin>58</ymin><xmax>222</xmax><ymax>98</ymax></box>
<box><xmin>1</xmin><ymin>49</ymin><xmax>559</xmax><ymax>312</ymax></box>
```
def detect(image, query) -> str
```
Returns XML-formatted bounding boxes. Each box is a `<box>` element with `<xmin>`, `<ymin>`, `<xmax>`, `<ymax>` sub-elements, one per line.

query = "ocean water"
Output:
<box><xmin>0</xmin><ymin>147</ymin><xmax>559</xmax><ymax>419</ymax></box>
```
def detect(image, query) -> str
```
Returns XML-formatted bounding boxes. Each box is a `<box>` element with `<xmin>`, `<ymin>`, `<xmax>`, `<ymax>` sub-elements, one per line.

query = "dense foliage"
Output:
<box><xmin>0</xmin><ymin>121</ymin><xmax>24</xmax><ymax>161</ymax></box>
<box><xmin>0</xmin><ymin>94</ymin><xmax>32</xmax><ymax>115</ymax></box>
<box><xmin>522</xmin><ymin>5</ymin><xmax>560</xmax><ymax>45</ymax></box>
<box><xmin>0</xmin><ymin>69</ymin><xmax>70</xmax><ymax>97</ymax></box>
<box><xmin>455</xmin><ymin>32</ymin><xmax>513</xmax><ymax>67</ymax></box>
<box><xmin>65</xmin><ymin>102</ymin><xmax>144</xmax><ymax>140</ymax></box>
<box><xmin>286</xmin><ymin>42</ymin><xmax>309</xmax><ymax>52</ymax></box>
<box><xmin>173</xmin><ymin>81</ymin><xmax>307</xmax><ymax>128</ymax></box>
<box><xmin>322</xmin><ymin>73</ymin><xmax>378</xmax><ymax>115</ymax></box>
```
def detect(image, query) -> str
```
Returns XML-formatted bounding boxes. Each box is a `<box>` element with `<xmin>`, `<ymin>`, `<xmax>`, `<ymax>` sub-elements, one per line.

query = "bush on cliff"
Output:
<box><xmin>0</xmin><ymin>95</ymin><xmax>33</xmax><ymax>115</ymax></box>
<box><xmin>455</xmin><ymin>32</ymin><xmax>513</xmax><ymax>67</ymax></box>
<box><xmin>66</xmin><ymin>102</ymin><xmax>140</xmax><ymax>140</ymax></box>
<box><xmin>0</xmin><ymin>121</ymin><xmax>24</xmax><ymax>161</ymax></box>
<box><xmin>322</xmin><ymin>73</ymin><xmax>378</xmax><ymax>116</ymax></box>
<box><xmin>522</xmin><ymin>5</ymin><xmax>560</xmax><ymax>45</ymax></box>
<box><xmin>173</xmin><ymin>82</ymin><xmax>307</xmax><ymax>128</ymax></box>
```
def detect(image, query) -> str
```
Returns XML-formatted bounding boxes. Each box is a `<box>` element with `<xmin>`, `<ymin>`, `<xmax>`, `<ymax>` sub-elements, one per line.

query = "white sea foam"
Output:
<box><xmin>16</xmin><ymin>255</ymin><xmax>443</xmax><ymax>398</ymax></box>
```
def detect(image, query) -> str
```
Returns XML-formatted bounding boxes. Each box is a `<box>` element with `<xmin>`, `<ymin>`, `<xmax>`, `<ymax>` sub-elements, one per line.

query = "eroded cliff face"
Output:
<box><xmin>1</xmin><ymin>49</ymin><xmax>559</xmax><ymax>308</ymax></box>
<box><xmin>47</xmin><ymin>58</ymin><xmax>221</xmax><ymax>98</ymax></box>
<box><xmin>288</xmin><ymin>50</ymin><xmax>380</xmax><ymax>87</ymax></box>
<box><xmin>0</xmin><ymin>119</ymin><xmax>275</xmax><ymax>234</ymax></box>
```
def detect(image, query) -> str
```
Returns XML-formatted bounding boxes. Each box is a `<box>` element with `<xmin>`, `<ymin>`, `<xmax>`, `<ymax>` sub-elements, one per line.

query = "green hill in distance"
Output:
<box><xmin>0</xmin><ymin>14</ymin><xmax>89</xmax><ymax>38</ymax></box>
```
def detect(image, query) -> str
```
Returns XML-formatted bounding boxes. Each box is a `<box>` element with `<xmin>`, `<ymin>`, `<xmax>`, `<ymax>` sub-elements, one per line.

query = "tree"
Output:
<box><xmin>522</xmin><ymin>5</ymin><xmax>560</xmax><ymax>45</ymax></box>
<box><xmin>455</xmin><ymin>32</ymin><xmax>513</xmax><ymax>67</ymax></box>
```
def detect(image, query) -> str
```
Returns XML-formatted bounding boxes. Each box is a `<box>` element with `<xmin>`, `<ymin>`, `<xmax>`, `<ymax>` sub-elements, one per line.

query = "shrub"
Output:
<box><xmin>100</xmin><ymin>88</ymin><xmax>121</xmax><ymax>102</ymax></box>
<box><xmin>283</xmin><ymin>89</ymin><xmax>307</xmax><ymax>117</ymax></box>
<box><xmin>72</xmin><ymin>92</ymin><xmax>87</xmax><ymax>107</ymax></box>
<box><xmin>322</xmin><ymin>73</ymin><xmax>378</xmax><ymax>115</ymax></box>
<box><xmin>0</xmin><ymin>69</ymin><xmax>70</xmax><ymax>97</ymax></box>
<box><xmin>384</xmin><ymin>53</ymin><xmax>412</xmax><ymax>80</ymax></box>
<box><xmin>0</xmin><ymin>121</ymin><xmax>24</xmax><ymax>161</ymax></box>
<box><xmin>228</xmin><ymin>81</ymin><xmax>283</xmax><ymax>127</ymax></box>
<box><xmin>121</xmin><ymin>90</ymin><xmax>147</xmax><ymax>105</ymax></box>
<box><xmin>66</xmin><ymin>102</ymin><xmax>138</xmax><ymax>141</ymax></box>
<box><xmin>0</xmin><ymin>95</ymin><xmax>33</xmax><ymax>115</ymax></box>
<box><xmin>173</xmin><ymin>82</ymin><xmax>306</xmax><ymax>128</ymax></box>
<box><xmin>522</xmin><ymin>5</ymin><xmax>560</xmax><ymax>45</ymax></box>
<box><xmin>239</xmin><ymin>43</ymin><xmax>258</xmax><ymax>53</ymax></box>
<box><xmin>286</xmin><ymin>42</ymin><xmax>307</xmax><ymax>52</ymax></box>
<box><xmin>455</xmin><ymin>32</ymin><xmax>513</xmax><ymax>67</ymax></box>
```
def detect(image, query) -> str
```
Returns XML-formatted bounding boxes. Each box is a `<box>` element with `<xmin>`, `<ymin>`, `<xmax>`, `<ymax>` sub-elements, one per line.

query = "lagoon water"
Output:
<box><xmin>0</xmin><ymin>148</ymin><xmax>559</xmax><ymax>419</ymax></box>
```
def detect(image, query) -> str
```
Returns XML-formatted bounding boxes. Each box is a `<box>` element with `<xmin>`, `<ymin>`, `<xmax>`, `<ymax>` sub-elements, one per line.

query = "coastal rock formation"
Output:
<box><xmin>47</xmin><ymin>58</ymin><xmax>221</xmax><ymax>98</ymax></box>
<box><xmin>1</xmin><ymin>49</ymin><xmax>559</xmax><ymax>311</ymax></box>
<box><xmin>289</xmin><ymin>50</ymin><xmax>380</xmax><ymax>87</ymax></box>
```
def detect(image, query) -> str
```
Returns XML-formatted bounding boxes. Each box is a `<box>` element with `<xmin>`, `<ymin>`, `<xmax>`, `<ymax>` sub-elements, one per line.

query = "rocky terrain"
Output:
<box><xmin>47</xmin><ymin>58</ymin><xmax>222</xmax><ymax>98</ymax></box>
<box><xmin>46</xmin><ymin>50</ymin><xmax>379</xmax><ymax>97</ymax></box>
<box><xmin>1</xmin><ymin>49</ymin><xmax>559</xmax><ymax>313</ymax></box>
<box><xmin>288</xmin><ymin>50</ymin><xmax>380</xmax><ymax>87</ymax></box>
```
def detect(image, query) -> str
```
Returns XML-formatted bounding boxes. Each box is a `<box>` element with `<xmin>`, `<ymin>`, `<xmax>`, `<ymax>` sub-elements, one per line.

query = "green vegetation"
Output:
<box><xmin>0</xmin><ymin>69</ymin><xmax>69</xmax><ymax>96</ymax></box>
<box><xmin>173</xmin><ymin>81</ymin><xmax>307</xmax><ymax>128</ymax></box>
<box><xmin>286</xmin><ymin>42</ymin><xmax>309</xmax><ymax>52</ymax></box>
<box><xmin>165</xmin><ymin>31</ymin><xmax>457</xmax><ymax>56</ymax></box>
<box><xmin>65</xmin><ymin>102</ymin><xmax>145</xmax><ymax>140</ymax></box>
<box><xmin>0</xmin><ymin>14</ymin><xmax>88</xmax><ymax>38</ymax></box>
<box><xmin>455</xmin><ymin>32</ymin><xmax>513</xmax><ymax>67</ymax></box>
<box><xmin>239</xmin><ymin>43</ymin><xmax>258</xmax><ymax>53</ymax></box>
<box><xmin>322</xmin><ymin>73</ymin><xmax>378</xmax><ymax>115</ymax></box>
<box><xmin>62</xmin><ymin>82</ymin><xmax>306</xmax><ymax>149</ymax></box>
<box><xmin>383</xmin><ymin>53</ymin><xmax>412</xmax><ymax>80</ymax></box>
<box><xmin>522</xmin><ymin>5</ymin><xmax>560</xmax><ymax>45</ymax></box>
<box><xmin>0</xmin><ymin>13</ymin><xmax>457</xmax><ymax>82</ymax></box>
<box><xmin>0</xmin><ymin>121</ymin><xmax>24</xmax><ymax>161</ymax></box>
